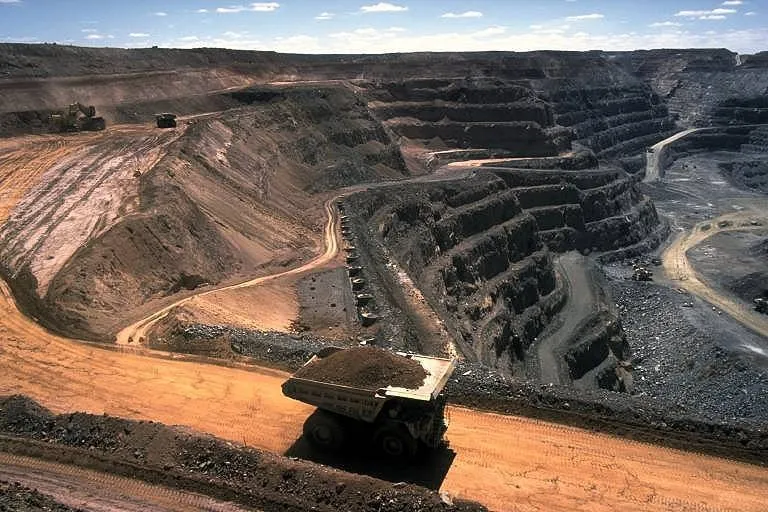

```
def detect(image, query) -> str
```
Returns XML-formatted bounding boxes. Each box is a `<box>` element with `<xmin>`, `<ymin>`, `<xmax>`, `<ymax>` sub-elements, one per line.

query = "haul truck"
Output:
<box><xmin>282</xmin><ymin>347</ymin><xmax>456</xmax><ymax>458</ymax></box>
<box><xmin>50</xmin><ymin>102</ymin><xmax>106</xmax><ymax>132</ymax></box>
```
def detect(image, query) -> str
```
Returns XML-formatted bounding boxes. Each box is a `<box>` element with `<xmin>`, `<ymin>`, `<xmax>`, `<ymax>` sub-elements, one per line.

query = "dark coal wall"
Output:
<box><xmin>363</xmin><ymin>70</ymin><xmax>676</xmax><ymax>160</ymax></box>
<box><xmin>611</xmin><ymin>48</ymin><xmax>768</xmax><ymax>127</ymax></box>
<box><xmin>346</xmin><ymin>168</ymin><xmax>660</xmax><ymax>378</ymax></box>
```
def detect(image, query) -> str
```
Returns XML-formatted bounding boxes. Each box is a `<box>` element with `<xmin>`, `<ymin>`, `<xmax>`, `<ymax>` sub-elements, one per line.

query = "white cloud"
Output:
<box><xmin>315</xmin><ymin>11</ymin><xmax>334</xmax><ymax>20</ymax></box>
<box><xmin>699</xmin><ymin>15</ymin><xmax>727</xmax><ymax>20</ymax></box>
<box><xmin>0</xmin><ymin>0</ymin><xmax>21</xmax><ymax>4</ymax></box>
<box><xmin>129</xmin><ymin>32</ymin><xmax>150</xmax><ymax>37</ymax></box>
<box><xmin>745</xmin><ymin>11</ymin><xmax>757</xmax><ymax>15</ymax></box>
<box><xmin>649</xmin><ymin>21</ymin><xmax>682</xmax><ymax>27</ymax></box>
<box><xmin>157</xmin><ymin>21</ymin><xmax>768</xmax><ymax>55</ymax></box>
<box><xmin>81</xmin><ymin>28</ymin><xmax>98</xmax><ymax>33</ymax></box>
<box><xmin>216</xmin><ymin>2</ymin><xmax>279</xmax><ymax>13</ymax></box>
<box><xmin>675</xmin><ymin>8</ymin><xmax>736</xmax><ymax>17</ymax></box>
<box><xmin>179</xmin><ymin>36</ymin><xmax>199</xmax><ymax>41</ymax></box>
<box><xmin>85</xmin><ymin>34</ymin><xmax>104</xmax><ymax>40</ymax></box>
<box><xmin>153</xmin><ymin>11</ymin><xmax>167</xmax><ymax>16</ymax></box>
<box><xmin>441</xmin><ymin>11</ymin><xmax>483</xmax><ymax>19</ymax></box>
<box><xmin>473</xmin><ymin>26</ymin><xmax>506</xmax><ymax>37</ymax></box>
<box><xmin>566</xmin><ymin>13</ymin><xmax>604</xmax><ymax>21</ymax></box>
<box><xmin>360</xmin><ymin>3</ymin><xmax>408</xmax><ymax>13</ymax></box>
<box><xmin>330</xmin><ymin>26</ymin><xmax>407</xmax><ymax>39</ymax></box>
<box><xmin>722</xmin><ymin>0</ymin><xmax>742</xmax><ymax>4</ymax></box>
<box><xmin>196</xmin><ymin>8</ymin><xmax>209</xmax><ymax>13</ymax></box>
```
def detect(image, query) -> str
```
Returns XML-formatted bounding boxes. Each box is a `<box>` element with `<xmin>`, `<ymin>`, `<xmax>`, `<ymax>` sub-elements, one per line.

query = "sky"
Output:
<box><xmin>0</xmin><ymin>0</ymin><xmax>765</xmax><ymax>54</ymax></box>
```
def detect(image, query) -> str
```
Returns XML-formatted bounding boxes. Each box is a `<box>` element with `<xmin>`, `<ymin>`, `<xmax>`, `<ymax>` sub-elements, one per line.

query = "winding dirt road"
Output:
<box><xmin>662</xmin><ymin>209</ymin><xmax>768</xmax><ymax>339</ymax></box>
<box><xmin>2</xmin><ymin>127</ymin><xmax>768</xmax><ymax>511</ymax></box>
<box><xmin>115</xmin><ymin>197</ymin><xmax>341</xmax><ymax>345</ymax></box>
<box><xmin>643</xmin><ymin>128</ymin><xmax>700</xmax><ymax>182</ymax></box>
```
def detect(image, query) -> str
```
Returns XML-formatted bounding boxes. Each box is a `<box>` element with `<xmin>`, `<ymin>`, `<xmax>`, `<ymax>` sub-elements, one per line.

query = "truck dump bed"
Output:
<box><xmin>281</xmin><ymin>347</ymin><xmax>456</xmax><ymax>423</ymax></box>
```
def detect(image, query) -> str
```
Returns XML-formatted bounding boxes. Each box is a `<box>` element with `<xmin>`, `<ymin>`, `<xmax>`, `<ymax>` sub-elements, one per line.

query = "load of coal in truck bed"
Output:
<box><xmin>294</xmin><ymin>346</ymin><xmax>429</xmax><ymax>390</ymax></box>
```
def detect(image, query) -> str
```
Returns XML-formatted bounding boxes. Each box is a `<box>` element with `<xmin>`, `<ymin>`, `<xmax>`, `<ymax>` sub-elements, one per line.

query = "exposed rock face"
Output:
<box><xmin>549</xmin><ymin>84</ymin><xmax>676</xmax><ymax>159</ymax></box>
<box><xmin>361</xmin><ymin>70</ymin><xmax>676</xmax><ymax>161</ymax></box>
<box><xmin>347</xmin><ymin>168</ymin><xmax>657</xmax><ymax>378</ymax></box>
<box><xmin>0</xmin><ymin>86</ymin><xmax>406</xmax><ymax>340</ymax></box>
<box><xmin>366</xmin><ymin>78</ymin><xmax>559</xmax><ymax>156</ymax></box>
<box><xmin>612</xmin><ymin>49</ymin><xmax>768</xmax><ymax>127</ymax></box>
<box><xmin>0</xmin><ymin>46</ymin><xmax>674</xmax><ymax>354</ymax></box>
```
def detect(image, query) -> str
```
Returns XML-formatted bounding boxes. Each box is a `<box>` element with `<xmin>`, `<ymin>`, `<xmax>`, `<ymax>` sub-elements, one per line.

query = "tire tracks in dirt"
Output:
<box><xmin>0</xmin><ymin>452</ymin><xmax>251</xmax><ymax>512</ymax></box>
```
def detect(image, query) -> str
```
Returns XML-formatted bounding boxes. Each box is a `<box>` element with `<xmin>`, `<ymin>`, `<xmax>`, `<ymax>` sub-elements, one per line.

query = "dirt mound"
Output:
<box><xmin>295</xmin><ymin>347</ymin><xmax>428</xmax><ymax>390</ymax></box>
<box><xmin>0</xmin><ymin>395</ymin><xmax>484</xmax><ymax>512</ymax></box>
<box><xmin>0</xmin><ymin>481</ymin><xmax>81</xmax><ymax>512</ymax></box>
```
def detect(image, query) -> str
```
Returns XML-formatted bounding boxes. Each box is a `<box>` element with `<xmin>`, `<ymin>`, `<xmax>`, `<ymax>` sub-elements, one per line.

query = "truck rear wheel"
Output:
<box><xmin>373</xmin><ymin>424</ymin><xmax>417</xmax><ymax>459</ymax></box>
<box><xmin>303</xmin><ymin>410</ymin><xmax>345</xmax><ymax>451</ymax></box>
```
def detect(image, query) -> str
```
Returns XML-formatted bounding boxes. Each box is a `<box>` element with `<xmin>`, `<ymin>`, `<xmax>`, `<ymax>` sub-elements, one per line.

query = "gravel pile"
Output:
<box><xmin>610</xmin><ymin>278</ymin><xmax>768</xmax><ymax>424</ymax></box>
<box><xmin>0</xmin><ymin>481</ymin><xmax>82</xmax><ymax>512</ymax></box>
<box><xmin>180</xmin><ymin>324</ymin><xmax>333</xmax><ymax>370</ymax></box>
<box><xmin>294</xmin><ymin>347</ymin><xmax>428</xmax><ymax>390</ymax></box>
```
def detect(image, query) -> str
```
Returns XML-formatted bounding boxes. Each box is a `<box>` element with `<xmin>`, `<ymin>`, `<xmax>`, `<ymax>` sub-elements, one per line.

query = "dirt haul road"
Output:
<box><xmin>663</xmin><ymin>208</ymin><xmax>768</xmax><ymax>339</ymax></box>
<box><xmin>1</xmin><ymin>279</ymin><xmax>768</xmax><ymax>511</ymax></box>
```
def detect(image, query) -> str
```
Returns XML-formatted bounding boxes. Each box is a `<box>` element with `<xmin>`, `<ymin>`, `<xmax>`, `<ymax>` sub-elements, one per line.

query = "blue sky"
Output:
<box><xmin>0</xmin><ymin>1</ymin><xmax>765</xmax><ymax>53</ymax></box>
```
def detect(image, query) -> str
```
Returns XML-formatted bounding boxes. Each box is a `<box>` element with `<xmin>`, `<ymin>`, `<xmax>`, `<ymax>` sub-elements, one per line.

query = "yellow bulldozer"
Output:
<box><xmin>50</xmin><ymin>102</ymin><xmax>106</xmax><ymax>132</ymax></box>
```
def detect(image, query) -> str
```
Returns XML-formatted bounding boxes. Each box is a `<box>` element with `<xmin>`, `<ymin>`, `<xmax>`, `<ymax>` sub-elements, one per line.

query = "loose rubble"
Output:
<box><xmin>0</xmin><ymin>481</ymin><xmax>82</xmax><ymax>512</ymax></box>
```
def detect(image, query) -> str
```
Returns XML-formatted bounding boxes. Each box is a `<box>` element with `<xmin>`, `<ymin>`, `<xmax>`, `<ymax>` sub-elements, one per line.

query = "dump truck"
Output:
<box><xmin>50</xmin><ymin>102</ymin><xmax>106</xmax><ymax>132</ymax></box>
<box><xmin>155</xmin><ymin>113</ymin><xmax>177</xmax><ymax>128</ymax></box>
<box><xmin>282</xmin><ymin>346</ymin><xmax>456</xmax><ymax>458</ymax></box>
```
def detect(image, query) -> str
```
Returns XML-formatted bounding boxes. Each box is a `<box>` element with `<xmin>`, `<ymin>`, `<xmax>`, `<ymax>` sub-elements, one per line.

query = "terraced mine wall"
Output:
<box><xmin>1</xmin><ymin>46</ymin><xmax>679</xmax><ymax>162</ymax></box>
<box><xmin>362</xmin><ymin>73</ymin><xmax>676</xmax><ymax>161</ymax></box>
<box><xmin>344</xmin><ymin>168</ymin><xmax>659</xmax><ymax>387</ymax></box>
<box><xmin>547</xmin><ymin>82</ymin><xmax>677</xmax><ymax>159</ymax></box>
<box><xmin>613</xmin><ymin>49</ymin><xmax>768</xmax><ymax>127</ymax></box>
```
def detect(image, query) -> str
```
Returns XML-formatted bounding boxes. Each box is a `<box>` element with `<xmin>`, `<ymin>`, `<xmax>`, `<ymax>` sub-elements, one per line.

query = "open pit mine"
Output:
<box><xmin>0</xmin><ymin>44</ymin><xmax>767</xmax><ymax>511</ymax></box>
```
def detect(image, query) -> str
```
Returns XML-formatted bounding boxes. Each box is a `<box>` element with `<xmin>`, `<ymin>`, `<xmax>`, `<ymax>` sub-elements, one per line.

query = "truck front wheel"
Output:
<box><xmin>303</xmin><ymin>410</ymin><xmax>345</xmax><ymax>451</ymax></box>
<box><xmin>373</xmin><ymin>424</ymin><xmax>418</xmax><ymax>459</ymax></box>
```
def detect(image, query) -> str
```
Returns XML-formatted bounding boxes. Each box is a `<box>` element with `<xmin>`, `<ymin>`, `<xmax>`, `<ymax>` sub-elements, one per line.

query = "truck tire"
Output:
<box><xmin>303</xmin><ymin>410</ymin><xmax>345</xmax><ymax>451</ymax></box>
<box><xmin>373</xmin><ymin>423</ymin><xmax>418</xmax><ymax>459</ymax></box>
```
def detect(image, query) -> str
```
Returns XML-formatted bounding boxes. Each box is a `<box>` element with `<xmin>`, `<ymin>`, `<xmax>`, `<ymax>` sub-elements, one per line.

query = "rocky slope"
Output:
<box><xmin>345</xmin><ymin>167</ymin><xmax>655</xmax><ymax>383</ymax></box>
<box><xmin>612</xmin><ymin>49</ymin><xmax>768</xmax><ymax>127</ymax></box>
<box><xmin>0</xmin><ymin>86</ymin><xmax>406</xmax><ymax>340</ymax></box>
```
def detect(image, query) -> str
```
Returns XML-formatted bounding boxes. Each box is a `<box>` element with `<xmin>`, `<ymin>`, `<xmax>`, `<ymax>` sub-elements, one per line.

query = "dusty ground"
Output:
<box><xmin>0</xmin><ymin>454</ymin><xmax>250</xmax><ymax>512</ymax></box>
<box><xmin>0</xmin><ymin>479</ymin><xmax>82</xmax><ymax>512</ymax></box>
<box><xmin>688</xmin><ymin>229</ymin><xmax>768</xmax><ymax>307</ymax></box>
<box><xmin>296</xmin><ymin>268</ymin><xmax>359</xmax><ymax>339</ymax></box>
<box><xmin>177</xmin><ymin>277</ymin><xmax>301</xmax><ymax>334</ymax></box>
<box><xmin>1</xmin><ymin>276</ymin><xmax>768</xmax><ymax>510</ymax></box>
